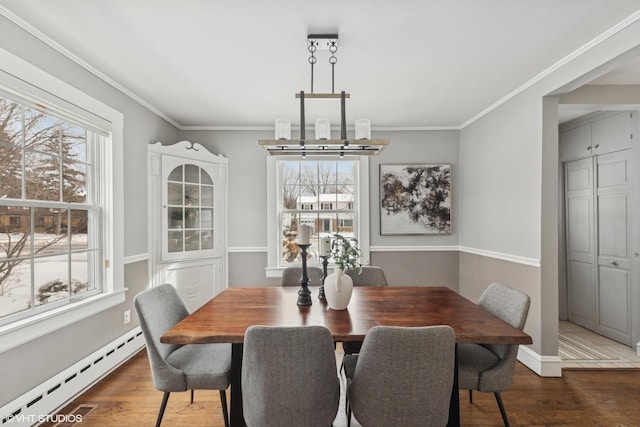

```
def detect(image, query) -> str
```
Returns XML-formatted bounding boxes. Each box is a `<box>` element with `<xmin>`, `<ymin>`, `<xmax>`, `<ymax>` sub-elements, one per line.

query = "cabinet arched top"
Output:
<box><xmin>148</xmin><ymin>140</ymin><xmax>228</xmax><ymax>164</ymax></box>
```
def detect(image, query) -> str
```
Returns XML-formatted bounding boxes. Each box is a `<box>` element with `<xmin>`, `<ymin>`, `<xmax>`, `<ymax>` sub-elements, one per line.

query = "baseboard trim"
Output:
<box><xmin>518</xmin><ymin>345</ymin><xmax>563</xmax><ymax>377</ymax></box>
<box><xmin>1</xmin><ymin>327</ymin><xmax>145</xmax><ymax>425</ymax></box>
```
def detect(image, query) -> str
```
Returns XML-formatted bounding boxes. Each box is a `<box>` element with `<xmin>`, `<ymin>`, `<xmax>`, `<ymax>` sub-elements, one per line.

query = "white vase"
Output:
<box><xmin>324</xmin><ymin>268</ymin><xmax>353</xmax><ymax>310</ymax></box>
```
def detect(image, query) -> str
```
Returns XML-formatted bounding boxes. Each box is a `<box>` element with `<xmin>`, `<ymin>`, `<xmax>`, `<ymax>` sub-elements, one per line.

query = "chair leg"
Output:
<box><xmin>190</xmin><ymin>389</ymin><xmax>194</xmax><ymax>403</ymax></box>
<box><xmin>347</xmin><ymin>402</ymin><xmax>352</xmax><ymax>427</ymax></box>
<box><xmin>220</xmin><ymin>389</ymin><xmax>230</xmax><ymax>427</ymax></box>
<box><xmin>469</xmin><ymin>389</ymin><xmax>473</xmax><ymax>403</ymax></box>
<box><xmin>494</xmin><ymin>392</ymin><xmax>510</xmax><ymax>427</ymax></box>
<box><xmin>156</xmin><ymin>392</ymin><xmax>170</xmax><ymax>427</ymax></box>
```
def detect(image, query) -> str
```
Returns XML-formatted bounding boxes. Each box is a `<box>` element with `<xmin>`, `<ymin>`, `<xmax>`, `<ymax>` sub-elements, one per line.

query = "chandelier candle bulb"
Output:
<box><xmin>315</xmin><ymin>118</ymin><xmax>331</xmax><ymax>140</ymax></box>
<box><xmin>298</xmin><ymin>224</ymin><xmax>311</xmax><ymax>245</ymax></box>
<box><xmin>275</xmin><ymin>118</ymin><xmax>291</xmax><ymax>140</ymax></box>
<box><xmin>355</xmin><ymin>119</ymin><xmax>371</xmax><ymax>140</ymax></box>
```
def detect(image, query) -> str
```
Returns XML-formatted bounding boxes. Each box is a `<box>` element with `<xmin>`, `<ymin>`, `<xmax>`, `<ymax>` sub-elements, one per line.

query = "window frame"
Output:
<box><xmin>265</xmin><ymin>155</ymin><xmax>369</xmax><ymax>277</ymax></box>
<box><xmin>0</xmin><ymin>48</ymin><xmax>124</xmax><ymax>353</ymax></box>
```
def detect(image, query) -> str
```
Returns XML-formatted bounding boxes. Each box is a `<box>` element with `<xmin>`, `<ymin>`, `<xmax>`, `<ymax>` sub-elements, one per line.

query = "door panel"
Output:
<box><xmin>598</xmin><ymin>266</ymin><xmax>631</xmax><ymax>344</ymax></box>
<box><xmin>598</xmin><ymin>194</ymin><xmax>629</xmax><ymax>264</ymax></box>
<box><xmin>567</xmin><ymin>260</ymin><xmax>596</xmax><ymax>330</ymax></box>
<box><xmin>595</xmin><ymin>150</ymin><xmax>632</xmax><ymax>345</ymax></box>
<box><xmin>567</xmin><ymin>197</ymin><xmax>593</xmax><ymax>259</ymax></box>
<box><xmin>565</xmin><ymin>158</ymin><xmax>596</xmax><ymax>330</ymax></box>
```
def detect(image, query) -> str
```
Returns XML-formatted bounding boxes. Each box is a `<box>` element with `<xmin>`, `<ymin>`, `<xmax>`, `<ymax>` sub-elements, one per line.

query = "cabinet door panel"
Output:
<box><xmin>560</xmin><ymin>123</ymin><xmax>592</xmax><ymax>161</ymax></box>
<box><xmin>167</xmin><ymin>263</ymin><xmax>216</xmax><ymax>313</ymax></box>
<box><xmin>591</xmin><ymin>112</ymin><xmax>632</xmax><ymax>155</ymax></box>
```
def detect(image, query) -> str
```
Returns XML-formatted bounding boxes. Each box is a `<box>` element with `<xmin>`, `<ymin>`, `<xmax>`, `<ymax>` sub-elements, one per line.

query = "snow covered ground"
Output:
<box><xmin>0</xmin><ymin>233</ymin><xmax>89</xmax><ymax>319</ymax></box>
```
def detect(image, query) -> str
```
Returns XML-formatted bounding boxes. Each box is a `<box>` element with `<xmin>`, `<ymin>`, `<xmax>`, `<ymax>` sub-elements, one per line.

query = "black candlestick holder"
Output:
<box><xmin>296</xmin><ymin>243</ymin><xmax>312</xmax><ymax>306</ymax></box>
<box><xmin>319</xmin><ymin>255</ymin><xmax>329</xmax><ymax>300</ymax></box>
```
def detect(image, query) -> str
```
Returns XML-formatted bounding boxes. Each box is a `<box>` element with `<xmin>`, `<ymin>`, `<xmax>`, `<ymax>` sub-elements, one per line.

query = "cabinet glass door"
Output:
<box><xmin>163</xmin><ymin>157</ymin><xmax>217</xmax><ymax>260</ymax></box>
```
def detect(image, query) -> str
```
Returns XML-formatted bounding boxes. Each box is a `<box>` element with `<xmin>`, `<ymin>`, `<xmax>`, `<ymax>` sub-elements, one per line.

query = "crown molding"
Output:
<box><xmin>0</xmin><ymin>5</ymin><xmax>181</xmax><ymax>129</ymax></box>
<box><xmin>5</xmin><ymin>4</ymin><xmax>639</xmax><ymax>132</ymax></box>
<box><xmin>460</xmin><ymin>9</ymin><xmax>640</xmax><ymax>129</ymax></box>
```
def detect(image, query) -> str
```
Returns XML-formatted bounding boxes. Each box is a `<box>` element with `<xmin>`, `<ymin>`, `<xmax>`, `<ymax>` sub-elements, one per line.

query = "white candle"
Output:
<box><xmin>320</xmin><ymin>236</ymin><xmax>331</xmax><ymax>256</ymax></box>
<box><xmin>298</xmin><ymin>224</ymin><xmax>310</xmax><ymax>245</ymax></box>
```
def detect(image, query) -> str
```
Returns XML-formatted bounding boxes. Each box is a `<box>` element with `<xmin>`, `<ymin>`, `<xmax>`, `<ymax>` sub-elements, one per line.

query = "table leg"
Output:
<box><xmin>447</xmin><ymin>343</ymin><xmax>460</xmax><ymax>427</ymax></box>
<box><xmin>230</xmin><ymin>343</ymin><xmax>245</xmax><ymax>427</ymax></box>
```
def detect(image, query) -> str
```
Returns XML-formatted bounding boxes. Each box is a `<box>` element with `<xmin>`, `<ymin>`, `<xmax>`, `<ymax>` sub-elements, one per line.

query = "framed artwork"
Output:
<box><xmin>380</xmin><ymin>164</ymin><xmax>451</xmax><ymax>235</ymax></box>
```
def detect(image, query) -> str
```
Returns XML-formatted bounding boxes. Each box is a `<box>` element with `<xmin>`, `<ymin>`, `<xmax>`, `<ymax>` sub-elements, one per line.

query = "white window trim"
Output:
<box><xmin>0</xmin><ymin>48</ymin><xmax>124</xmax><ymax>353</ymax></box>
<box><xmin>265</xmin><ymin>156</ymin><xmax>369</xmax><ymax>278</ymax></box>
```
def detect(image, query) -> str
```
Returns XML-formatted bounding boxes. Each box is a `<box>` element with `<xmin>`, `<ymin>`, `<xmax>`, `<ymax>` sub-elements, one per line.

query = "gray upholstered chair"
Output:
<box><xmin>134</xmin><ymin>284</ymin><xmax>231</xmax><ymax>427</ymax></box>
<box><xmin>342</xmin><ymin>266</ymin><xmax>389</xmax><ymax>357</ymax></box>
<box><xmin>344</xmin><ymin>265</ymin><xmax>388</xmax><ymax>287</ymax></box>
<box><xmin>241</xmin><ymin>325</ymin><xmax>340</xmax><ymax>427</ymax></box>
<box><xmin>457</xmin><ymin>282</ymin><xmax>531</xmax><ymax>427</ymax></box>
<box><xmin>281</xmin><ymin>266</ymin><xmax>324</xmax><ymax>286</ymax></box>
<box><xmin>346</xmin><ymin>325</ymin><xmax>456</xmax><ymax>427</ymax></box>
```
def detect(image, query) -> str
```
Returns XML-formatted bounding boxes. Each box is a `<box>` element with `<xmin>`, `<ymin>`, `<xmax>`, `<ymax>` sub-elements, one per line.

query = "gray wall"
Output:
<box><xmin>458</xmin><ymin>19</ymin><xmax>640</xmax><ymax>357</ymax></box>
<box><xmin>0</xmin><ymin>16</ymin><xmax>179</xmax><ymax>406</ymax></box>
<box><xmin>180</xmin><ymin>129</ymin><xmax>461</xmax><ymax>288</ymax></box>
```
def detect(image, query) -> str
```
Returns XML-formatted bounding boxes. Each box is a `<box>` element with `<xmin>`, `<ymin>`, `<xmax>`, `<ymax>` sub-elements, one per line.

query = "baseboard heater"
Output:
<box><xmin>1</xmin><ymin>326</ymin><xmax>145</xmax><ymax>426</ymax></box>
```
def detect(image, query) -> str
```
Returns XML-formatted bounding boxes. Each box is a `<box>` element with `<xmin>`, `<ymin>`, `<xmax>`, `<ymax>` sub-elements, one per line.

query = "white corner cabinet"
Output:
<box><xmin>148</xmin><ymin>141</ymin><xmax>228</xmax><ymax>312</ymax></box>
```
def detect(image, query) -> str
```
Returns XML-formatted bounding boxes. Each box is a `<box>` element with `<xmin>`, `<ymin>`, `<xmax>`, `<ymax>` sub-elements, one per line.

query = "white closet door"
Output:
<box><xmin>565</xmin><ymin>157</ymin><xmax>596</xmax><ymax>330</ymax></box>
<box><xmin>596</xmin><ymin>150</ymin><xmax>632</xmax><ymax>345</ymax></box>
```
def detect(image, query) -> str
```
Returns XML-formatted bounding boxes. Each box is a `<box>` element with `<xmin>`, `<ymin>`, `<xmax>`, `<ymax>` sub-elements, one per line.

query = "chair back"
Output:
<box><xmin>241</xmin><ymin>325</ymin><xmax>340</xmax><ymax>427</ymax></box>
<box><xmin>134</xmin><ymin>284</ymin><xmax>189</xmax><ymax>390</ymax></box>
<box><xmin>281</xmin><ymin>266</ymin><xmax>324</xmax><ymax>286</ymax></box>
<box><xmin>346</xmin><ymin>266</ymin><xmax>388</xmax><ymax>286</ymax></box>
<box><xmin>348</xmin><ymin>325</ymin><xmax>456</xmax><ymax>427</ymax></box>
<box><xmin>478</xmin><ymin>282</ymin><xmax>530</xmax><ymax>359</ymax></box>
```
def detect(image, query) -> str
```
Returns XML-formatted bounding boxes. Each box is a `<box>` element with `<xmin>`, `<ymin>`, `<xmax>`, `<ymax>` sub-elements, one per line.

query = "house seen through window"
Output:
<box><xmin>279</xmin><ymin>159</ymin><xmax>357</xmax><ymax>266</ymax></box>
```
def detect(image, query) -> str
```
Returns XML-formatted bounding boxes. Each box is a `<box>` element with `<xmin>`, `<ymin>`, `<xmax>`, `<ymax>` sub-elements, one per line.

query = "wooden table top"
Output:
<box><xmin>161</xmin><ymin>286</ymin><xmax>532</xmax><ymax>346</ymax></box>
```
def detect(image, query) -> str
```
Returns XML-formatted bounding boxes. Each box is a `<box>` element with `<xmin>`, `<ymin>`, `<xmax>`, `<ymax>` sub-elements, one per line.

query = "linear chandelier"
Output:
<box><xmin>259</xmin><ymin>34</ymin><xmax>388</xmax><ymax>157</ymax></box>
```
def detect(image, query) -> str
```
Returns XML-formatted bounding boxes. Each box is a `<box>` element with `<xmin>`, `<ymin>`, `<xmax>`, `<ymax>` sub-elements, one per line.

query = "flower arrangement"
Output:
<box><xmin>330</xmin><ymin>234</ymin><xmax>362</xmax><ymax>271</ymax></box>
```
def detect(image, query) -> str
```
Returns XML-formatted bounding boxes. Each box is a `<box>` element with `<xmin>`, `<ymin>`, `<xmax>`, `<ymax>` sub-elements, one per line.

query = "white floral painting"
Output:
<box><xmin>380</xmin><ymin>164</ymin><xmax>451</xmax><ymax>235</ymax></box>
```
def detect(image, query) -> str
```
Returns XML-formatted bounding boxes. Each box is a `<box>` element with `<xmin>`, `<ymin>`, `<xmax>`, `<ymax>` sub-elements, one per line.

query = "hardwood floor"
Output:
<box><xmin>43</xmin><ymin>348</ymin><xmax>640</xmax><ymax>427</ymax></box>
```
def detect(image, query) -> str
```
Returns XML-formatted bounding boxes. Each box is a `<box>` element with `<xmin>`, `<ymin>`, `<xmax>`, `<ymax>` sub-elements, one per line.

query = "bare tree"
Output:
<box><xmin>0</xmin><ymin>221</ymin><xmax>66</xmax><ymax>296</ymax></box>
<box><xmin>0</xmin><ymin>97</ymin><xmax>85</xmax><ymax>296</ymax></box>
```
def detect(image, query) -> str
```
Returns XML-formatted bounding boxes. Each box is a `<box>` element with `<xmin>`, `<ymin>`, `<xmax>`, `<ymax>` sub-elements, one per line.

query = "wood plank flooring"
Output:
<box><xmin>42</xmin><ymin>348</ymin><xmax>640</xmax><ymax>427</ymax></box>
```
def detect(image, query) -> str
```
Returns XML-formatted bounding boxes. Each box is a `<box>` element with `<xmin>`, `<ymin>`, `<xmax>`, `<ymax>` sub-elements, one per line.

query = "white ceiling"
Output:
<box><xmin>2</xmin><ymin>0</ymin><xmax>640</xmax><ymax>129</ymax></box>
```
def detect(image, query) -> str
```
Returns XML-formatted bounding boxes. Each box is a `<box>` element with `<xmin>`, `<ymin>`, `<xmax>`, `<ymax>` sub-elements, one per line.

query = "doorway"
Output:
<box><xmin>559</xmin><ymin>111</ymin><xmax>638</xmax><ymax>352</ymax></box>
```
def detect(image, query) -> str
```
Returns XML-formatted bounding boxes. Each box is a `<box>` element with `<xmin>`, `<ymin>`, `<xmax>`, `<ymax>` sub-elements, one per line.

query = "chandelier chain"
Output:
<box><xmin>308</xmin><ymin>40</ymin><xmax>317</xmax><ymax>93</ymax></box>
<box><xmin>329</xmin><ymin>41</ymin><xmax>337</xmax><ymax>93</ymax></box>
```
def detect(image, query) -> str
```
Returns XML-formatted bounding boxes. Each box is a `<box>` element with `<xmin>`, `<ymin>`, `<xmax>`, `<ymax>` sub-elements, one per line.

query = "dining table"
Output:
<box><xmin>161</xmin><ymin>285</ymin><xmax>532</xmax><ymax>427</ymax></box>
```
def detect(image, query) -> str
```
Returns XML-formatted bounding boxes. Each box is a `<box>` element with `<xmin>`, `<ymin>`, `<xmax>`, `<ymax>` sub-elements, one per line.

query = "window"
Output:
<box><xmin>267</xmin><ymin>157</ymin><xmax>370</xmax><ymax>275</ymax></box>
<box><xmin>0</xmin><ymin>48</ymin><xmax>123</xmax><ymax>351</ymax></box>
<box><xmin>0</xmin><ymin>96</ymin><xmax>103</xmax><ymax>323</ymax></box>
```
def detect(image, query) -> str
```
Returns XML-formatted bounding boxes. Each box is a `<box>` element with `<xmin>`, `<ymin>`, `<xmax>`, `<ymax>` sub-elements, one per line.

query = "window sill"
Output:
<box><xmin>0</xmin><ymin>289</ymin><xmax>127</xmax><ymax>354</ymax></box>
